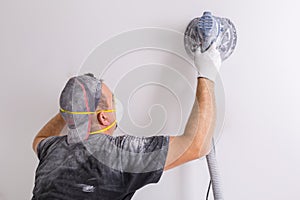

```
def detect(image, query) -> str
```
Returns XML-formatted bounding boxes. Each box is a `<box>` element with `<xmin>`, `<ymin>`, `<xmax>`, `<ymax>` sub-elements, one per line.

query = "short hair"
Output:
<box><xmin>98</xmin><ymin>79</ymin><xmax>109</xmax><ymax>110</ymax></box>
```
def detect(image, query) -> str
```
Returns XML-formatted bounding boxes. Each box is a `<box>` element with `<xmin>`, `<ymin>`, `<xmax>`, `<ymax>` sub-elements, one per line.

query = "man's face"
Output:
<box><xmin>101</xmin><ymin>83</ymin><xmax>117</xmax><ymax>131</ymax></box>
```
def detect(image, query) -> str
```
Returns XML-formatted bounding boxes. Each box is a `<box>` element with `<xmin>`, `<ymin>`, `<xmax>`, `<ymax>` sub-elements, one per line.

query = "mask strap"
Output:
<box><xmin>60</xmin><ymin>108</ymin><xmax>116</xmax><ymax>114</ymax></box>
<box><xmin>60</xmin><ymin>108</ymin><xmax>117</xmax><ymax>135</ymax></box>
<box><xmin>89</xmin><ymin>120</ymin><xmax>117</xmax><ymax>135</ymax></box>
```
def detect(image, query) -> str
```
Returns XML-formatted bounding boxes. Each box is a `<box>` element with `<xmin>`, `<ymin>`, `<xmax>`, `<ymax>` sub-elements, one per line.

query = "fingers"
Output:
<box><xmin>195</xmin><ymin>42</ymin><xmax>219</xmax><ymax>58</ymax></box>
<box><xmin>208</xmin><ymin>42</ymin><xmax>218</xmax><ymax>52</ymax></box>
<box><xmin>195</xmin><ymin>47</ymin><xmax>201</xmax><ymax>54</ymax></box>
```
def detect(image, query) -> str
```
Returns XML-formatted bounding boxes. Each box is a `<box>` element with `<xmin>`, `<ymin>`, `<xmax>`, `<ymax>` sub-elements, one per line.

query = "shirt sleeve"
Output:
<box><xmin>37</xmin><ymin>136</ymin><xmax>60</xmax><ymax>160</ymax></box>
<box><xmin>115</xmin><ymin>135</ymin><xmax>170</xmax><ymax>190</ymax></box>
<box><xmin>116</xmin><ymin>135</ymin><xmax>169</xmax><ymax>170</ymax></box>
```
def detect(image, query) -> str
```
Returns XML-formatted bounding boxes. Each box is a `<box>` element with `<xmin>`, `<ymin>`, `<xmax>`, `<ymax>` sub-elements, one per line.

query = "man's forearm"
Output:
<box><xmin>183</xmin><ymin>77</ymin><xmax>216</xmax><ymax>156</ymax></box>
<box><xmin>32</xmin><ymin>113</ymin><xmax>66</xmax><ymax>153</ymax></box>
<box><xmin>164</xmin><ymin>78</ymin><xmax>216</xmax><ymax>170</ymax></box>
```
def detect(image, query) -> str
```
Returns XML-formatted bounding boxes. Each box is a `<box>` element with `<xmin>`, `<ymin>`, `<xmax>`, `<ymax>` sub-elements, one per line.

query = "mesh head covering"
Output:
<box><xmin>59</xmin><ymin>73</ymin><xmax>102</xmax><ymax>143</ymax></box>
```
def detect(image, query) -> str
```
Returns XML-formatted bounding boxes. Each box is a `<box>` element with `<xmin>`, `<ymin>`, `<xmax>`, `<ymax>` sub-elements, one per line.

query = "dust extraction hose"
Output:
<box><xmin>206</xmin><ymin>142</ymin><xmax>224</xmax><ymax>200</ymax></box>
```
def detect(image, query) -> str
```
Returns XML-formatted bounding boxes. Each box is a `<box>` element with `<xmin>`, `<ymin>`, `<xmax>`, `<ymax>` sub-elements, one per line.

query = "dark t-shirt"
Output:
<box><xmin>32</xmin><ymin>134</ymin><xmax>169</xmax><ymax>200</ymax></box>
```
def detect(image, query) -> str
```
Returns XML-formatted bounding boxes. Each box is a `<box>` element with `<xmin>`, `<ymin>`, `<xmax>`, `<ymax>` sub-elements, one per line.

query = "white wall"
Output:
<box><xmin>0</xmin><ymin>0</ymin><xmax>300</xmax><ymax>199</ymax></box>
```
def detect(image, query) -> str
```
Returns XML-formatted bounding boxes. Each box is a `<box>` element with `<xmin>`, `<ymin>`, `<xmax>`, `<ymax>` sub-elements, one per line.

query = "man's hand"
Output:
<box><xmin>194</xmin><ymin>43</ymin><xmax>222</xmax><ymax>82</ymax></box>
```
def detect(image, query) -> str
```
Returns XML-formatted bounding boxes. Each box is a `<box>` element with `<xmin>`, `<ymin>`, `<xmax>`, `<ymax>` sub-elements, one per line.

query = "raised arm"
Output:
<box><xmin>164</xmin><ymin>44</ymin><xmax>220</xmax><ymax>171</ymax></box>
<box><xmin>164</xmin><ymin>78</ymin><xmax>215</xmax><ymax>170</ymax></box>
<box><xmin>32</xmin><ymin>113</ymin><xmax>66</xmax><ymax>154</ymax></box>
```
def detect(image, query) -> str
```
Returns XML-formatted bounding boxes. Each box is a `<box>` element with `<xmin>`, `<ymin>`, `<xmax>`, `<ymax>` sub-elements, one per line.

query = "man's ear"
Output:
<box><xmin>97</xmin><ymin>112</ymin><xmax>110</xmax><ymax>126</ymax></box>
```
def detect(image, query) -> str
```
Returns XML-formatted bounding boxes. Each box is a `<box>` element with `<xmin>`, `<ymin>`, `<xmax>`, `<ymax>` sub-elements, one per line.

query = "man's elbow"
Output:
<box><xmin>194</xmin><ymin>129</ymin><xmax>215</xmax><ymax>159</ymax></box>
<box><xmin>193</xmin><ymin>142</ymin><xmax>211</xmax><ymax>159</ymax></box>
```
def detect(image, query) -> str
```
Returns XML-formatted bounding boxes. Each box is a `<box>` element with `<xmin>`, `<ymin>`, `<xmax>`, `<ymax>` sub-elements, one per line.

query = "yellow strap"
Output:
<box><xmin>60</xmin><ymin>108</ymin><xmax>117</xmax><ymax>135</ymax></box>
<box><xmin>60</xmin><ymin>108</ymin><xmax>116</xmax><ymax>115</ymax></box>
<box><xmin>89</xmin><ymin>120</ymin><xmax>117</xmax><ymax>134</ymax></box>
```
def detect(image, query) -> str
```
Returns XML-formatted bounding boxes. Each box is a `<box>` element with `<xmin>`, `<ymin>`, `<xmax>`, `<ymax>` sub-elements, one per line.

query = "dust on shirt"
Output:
<box><xmin>32</xmin><ymin>134</ymin><xmax>169</xmax><ymax>200</ymax></box>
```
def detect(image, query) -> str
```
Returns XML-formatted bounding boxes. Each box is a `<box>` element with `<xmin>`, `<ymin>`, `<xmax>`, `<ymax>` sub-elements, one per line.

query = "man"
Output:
<box><xmin>32</xmin><ymin>43</ymin><xmax>220</xmax><ymax>199</ymax></box>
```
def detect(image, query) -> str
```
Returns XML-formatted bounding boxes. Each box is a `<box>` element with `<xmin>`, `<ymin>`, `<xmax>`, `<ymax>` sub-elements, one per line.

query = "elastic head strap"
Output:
<box><xmin>60</xmin><ymin>108</ymin><xmax>117</xmax><ymax>135</ymax></box>
<box><xmin>89</xmin><ymin>120</ymin><xmax>117</xmax><ymax>135</ymax></box>
<box><xmin>60</xmin><ymin>108</ymin><xmax>116</xmax><ymax>115</ymax></box>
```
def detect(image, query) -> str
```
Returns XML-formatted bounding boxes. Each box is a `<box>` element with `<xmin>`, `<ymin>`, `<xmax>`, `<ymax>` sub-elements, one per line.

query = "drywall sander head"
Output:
<box><xmin>184</xmin><ymin>11</ymin><xmax>237</xmax><ymax>61</ymax></box>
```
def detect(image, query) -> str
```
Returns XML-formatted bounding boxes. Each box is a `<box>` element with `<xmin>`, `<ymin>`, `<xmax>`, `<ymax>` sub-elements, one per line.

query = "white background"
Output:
<box><xmin>1</xmin><ymin>0</ymin><xmax>300</xmax><ymax>199</ymax></box>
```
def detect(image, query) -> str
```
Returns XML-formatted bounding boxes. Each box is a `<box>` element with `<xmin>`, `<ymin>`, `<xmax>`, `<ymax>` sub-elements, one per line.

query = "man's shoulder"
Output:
<box><xmin>85</xmin><ymin>134</ymin><xmax>169</xmax><ymax>173</ymax></box>
<box><xmin>87</xmin><ymin>134</ymin><xmax>169</xmax><ymax>153</ymax></box>
<box><xmin>116</xmin><ymin>134</ymin><xmax>169</xmax><ymax>153</ymax></box>
<box><xmin>37</xmin><ymin>135</ymin><xmax>67</xmax><ymax>159</ymax></box>
<box><xmin>39</xmin><ymin>135</ymin><xmax>67</xmax><ymax>148</ymax></box>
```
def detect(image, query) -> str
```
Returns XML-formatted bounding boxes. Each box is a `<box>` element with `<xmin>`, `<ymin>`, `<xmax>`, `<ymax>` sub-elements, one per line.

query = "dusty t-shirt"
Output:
<box><xmin>32</xmin><ymin>134</ymin><xmax>169</xmax><ymax>200</ymax></box>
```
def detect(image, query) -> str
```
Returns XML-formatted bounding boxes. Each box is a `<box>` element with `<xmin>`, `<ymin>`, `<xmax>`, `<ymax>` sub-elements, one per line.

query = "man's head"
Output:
<box><xmin>59</xmin><ymin>73</ymin><xmax>117</xmax><ymax>143</ymax></box>
<box><xmin>94</xmin><ymin>79</ymin><xmax>117</xmax><ymax>135</ymax></box>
